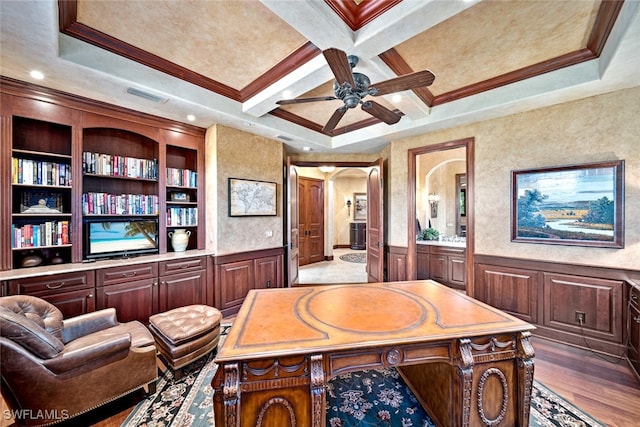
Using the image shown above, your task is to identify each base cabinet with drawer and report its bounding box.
[8,271,96,318]
[96,263,158,323]
[96,256,207,323]
[157,257,207,313]
[417,244,466,290]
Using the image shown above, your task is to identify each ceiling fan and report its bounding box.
[276,48,435,133]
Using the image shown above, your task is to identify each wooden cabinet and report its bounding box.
[157,257,207,312]
[628,281,640,380]
[416,244,466,290]
[1,79,205,273]
[96,263,158,323]
[214,248,285,316]
[8,271,95,318]
[95,256,207,323]
[349,222,366,250]
[416,245,430,280]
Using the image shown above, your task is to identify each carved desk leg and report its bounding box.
[457,338,475,427]
[517,332,535,427]
[310,354,326,427]
[212,362,240,427]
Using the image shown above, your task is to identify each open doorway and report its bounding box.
[297,166,368,285]
[286,159,383,286]
[407,138,475,295]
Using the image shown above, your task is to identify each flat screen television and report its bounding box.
[84,218,159,260]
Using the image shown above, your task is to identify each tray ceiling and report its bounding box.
[1,0,639,153]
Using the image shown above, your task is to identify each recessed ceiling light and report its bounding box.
[187,114,196,122]
[30,70,44,80]
[302,146,312,152]
[282,90,292,99]
[392,94,402,103]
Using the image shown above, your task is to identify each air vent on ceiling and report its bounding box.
[126,87,169,104]
[276,135,294,141]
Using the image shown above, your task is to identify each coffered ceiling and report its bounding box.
[1,1,639,153]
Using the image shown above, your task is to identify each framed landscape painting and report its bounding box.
[228,178,277,217]
[511,160,624,248]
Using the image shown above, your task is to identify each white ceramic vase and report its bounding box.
[169,229,190,252]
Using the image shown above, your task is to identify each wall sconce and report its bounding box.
[428,194,440,218]
[345,198,352,216]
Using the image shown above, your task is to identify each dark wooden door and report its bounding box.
[367,158,384,282]
[298,177,324,266]
[287,159,299,286]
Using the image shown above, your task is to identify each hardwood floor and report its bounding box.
[2,335,638,426]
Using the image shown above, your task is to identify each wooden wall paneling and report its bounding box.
[216,259,254,314]
[543,273,624,343]
[475,264,539,324]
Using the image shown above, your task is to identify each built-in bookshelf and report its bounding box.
[10,117,73,269]
[0,79,206,271]
[166,145,199,251]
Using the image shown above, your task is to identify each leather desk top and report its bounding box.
[215,280,535,363]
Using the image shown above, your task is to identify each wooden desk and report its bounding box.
[212,280,535,427]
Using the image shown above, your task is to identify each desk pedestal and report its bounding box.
[213,332,534,427]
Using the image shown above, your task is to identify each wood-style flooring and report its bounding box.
[2,335,639,427]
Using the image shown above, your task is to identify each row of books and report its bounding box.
[167,207,198,226]
[12,221,70,249]
[12,158,71,186]
[167,167,197,188]
[83,192,160,215]
[82,152,158,180]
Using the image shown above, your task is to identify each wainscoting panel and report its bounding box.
[476,264,539,324]
[543,273,623,343]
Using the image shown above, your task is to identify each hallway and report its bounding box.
[298,248,368,284]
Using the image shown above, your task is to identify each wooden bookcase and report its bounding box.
[0,78,206,272]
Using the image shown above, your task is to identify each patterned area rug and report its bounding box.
[123,328,605,427]
[339,252,367,264]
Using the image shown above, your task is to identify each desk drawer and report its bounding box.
[9,271,95,295]
[97,263,158,287]
[159,256,205,275]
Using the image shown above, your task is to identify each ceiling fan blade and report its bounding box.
[369,70,435,96]
[323,48,355,87]
[322,106,347,133]
[361,101,402,125]
[276,96,337,105]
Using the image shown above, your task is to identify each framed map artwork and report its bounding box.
[228,178,277,217]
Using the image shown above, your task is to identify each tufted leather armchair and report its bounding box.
[0,295,157,426]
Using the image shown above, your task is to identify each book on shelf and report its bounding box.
[11,220,70,248]
[82,192,159,215]
[167,207,198,227]
[11,158,70,186]
[83,152,158,180]
[167,167,197,187]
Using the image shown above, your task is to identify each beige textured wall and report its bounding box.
[332,175,367,246]
[205,125,284,255]
[389,86,640,269]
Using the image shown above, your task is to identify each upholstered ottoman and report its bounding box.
[148,305,222,379]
